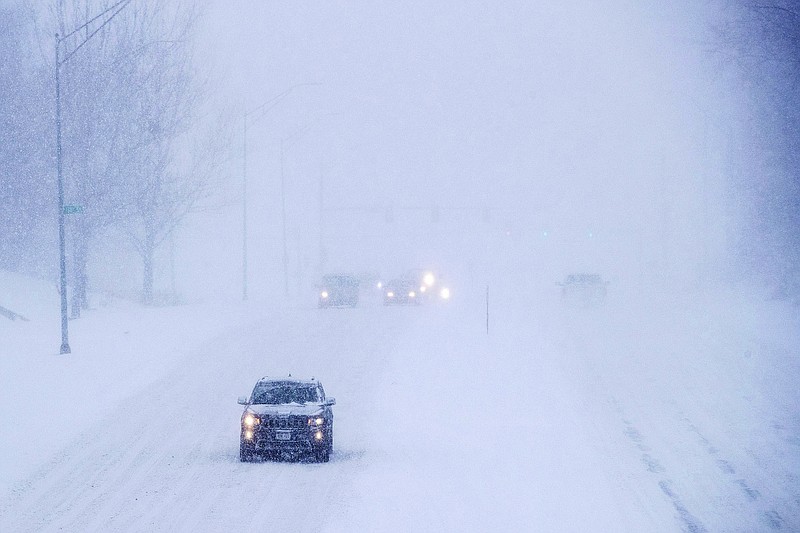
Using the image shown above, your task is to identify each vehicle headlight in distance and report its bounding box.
[387,291,394,298]
[419,285,426,293]
[308,416,324,426]
[320,291,329,299]
[440,287,450,299]
[408,291,416,298]
[243,414,259,427]
[423,272,435,287]
[376,281,383,289]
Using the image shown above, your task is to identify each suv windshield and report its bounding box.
[251,382,320,405]
[323,276,357,287]
[388,279,414,290]
[566,274,602,285]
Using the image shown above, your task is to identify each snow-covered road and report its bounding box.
[1,306,395,532]
[1,282,798,532]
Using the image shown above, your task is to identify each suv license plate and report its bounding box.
[276,430,291,441]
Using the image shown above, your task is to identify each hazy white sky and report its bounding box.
[188,0,729,295]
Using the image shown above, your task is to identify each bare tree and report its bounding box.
[109,2,233,305]
[37,0,232,306]
[0,3,52,275]
[714,0,800,298]
[42,0,147,314]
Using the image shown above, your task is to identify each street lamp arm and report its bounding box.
[59,0,132,42]
[245,82,321,127]
[58,0,135,66]
[281,112,341,148]
[281,122,314,146]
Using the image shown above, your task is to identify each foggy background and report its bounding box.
[0,0,797,307]
[194,0,726,301]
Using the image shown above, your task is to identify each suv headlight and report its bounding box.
[243,413,260,427]
[308,416,325,426]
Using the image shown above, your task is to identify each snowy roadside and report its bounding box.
[0,271,253,495]
[322,282,800,532]
[534,283,800,532]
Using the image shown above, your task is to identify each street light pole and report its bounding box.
[280,138,289,297]
[242,116,248,301]
[278,112,338,299]
[53,0,133,355]
[318,163,326,278]
[55,34,70,355]
[241,82,320,301]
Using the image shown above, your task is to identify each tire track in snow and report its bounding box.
[619,417,708,533]
[656,480,708,533]
[554,309,707,532]
[682,418,790,531]
[562,301,799,532]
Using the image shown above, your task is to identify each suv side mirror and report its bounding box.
[237,396,249,405]
[324,397,336,406]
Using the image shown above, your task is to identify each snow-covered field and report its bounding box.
[1,270,798,532]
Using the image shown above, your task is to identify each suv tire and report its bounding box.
[240,440,255,462]
[314,447,330,463]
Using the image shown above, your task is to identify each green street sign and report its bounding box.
[63,205,84,215]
